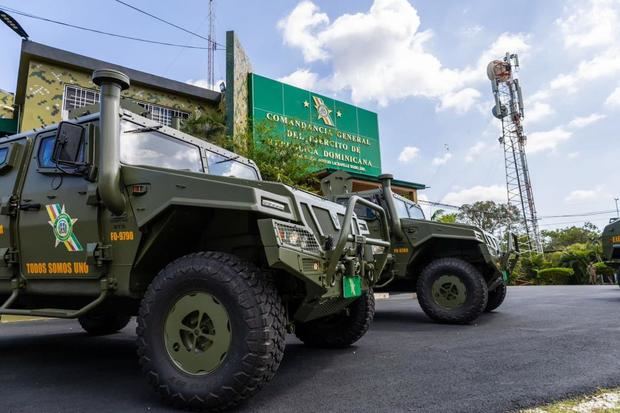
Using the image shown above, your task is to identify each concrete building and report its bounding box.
[9,40,222,133]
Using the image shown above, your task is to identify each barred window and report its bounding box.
[62,85,189,126]
[136,102,190,126]
[63,85,99,111]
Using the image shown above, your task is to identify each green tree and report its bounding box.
[431,209,458,223]
[458,201,520,235]
[180,111,226,144]
[181,115,320,191]
[541,222,601,251]
[557,243,600,284]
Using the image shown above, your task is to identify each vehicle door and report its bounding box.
[17,123,104,279]
[0,138,30,280]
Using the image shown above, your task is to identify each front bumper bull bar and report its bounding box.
[325,195,391,286]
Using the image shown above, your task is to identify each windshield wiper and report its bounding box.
[213,155,240,165]
[124,125,163,134]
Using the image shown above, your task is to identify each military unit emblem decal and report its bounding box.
[46,204,83,252]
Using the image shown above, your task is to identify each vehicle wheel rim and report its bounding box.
[164,291,232,375]
[431,275,467,309]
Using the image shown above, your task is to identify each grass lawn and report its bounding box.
[524,389,620,413]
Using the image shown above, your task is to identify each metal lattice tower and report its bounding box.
[207,0,216,90]
[488,53,543,254]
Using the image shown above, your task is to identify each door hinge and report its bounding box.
[0,196,19,216]
[3,248,19,266]
[87,243,112,266]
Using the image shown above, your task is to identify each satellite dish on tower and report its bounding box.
[492,104,507,119]
[487,60,511,82]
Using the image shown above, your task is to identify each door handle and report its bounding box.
[19,203,42,211]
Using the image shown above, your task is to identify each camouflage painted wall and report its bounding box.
[21,60,219,131]
[0,90,14,119]
[225,31,252,139]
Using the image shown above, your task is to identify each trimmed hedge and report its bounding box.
[594,262,614,277]
[537,267,575,285]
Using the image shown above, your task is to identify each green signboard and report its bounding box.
[249,74,381,176]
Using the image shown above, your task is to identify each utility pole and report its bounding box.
[615,197,619,218]
[207,0,216,91]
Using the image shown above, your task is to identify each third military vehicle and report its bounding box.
[602,218,620,286]
[0,69,390,411]
[322,171,517,324]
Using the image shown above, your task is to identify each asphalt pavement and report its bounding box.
[1,286,619,413]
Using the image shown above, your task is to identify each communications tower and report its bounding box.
[487,53,543,254]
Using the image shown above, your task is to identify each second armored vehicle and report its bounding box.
[602,218,620,286]
[322,171,517,324]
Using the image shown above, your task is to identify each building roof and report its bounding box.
[15,40,221,105]
[317,168,426,190]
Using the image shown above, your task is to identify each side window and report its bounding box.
[206,150,259,180]
[337,197,377,220]
[120,122,203,172]
[37,135,86,169]
[393,197,410,219]
[0,147,8,165]
[37,137,56,168]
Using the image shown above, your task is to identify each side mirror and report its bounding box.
[53,122,84,166]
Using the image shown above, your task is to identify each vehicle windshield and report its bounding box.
[120,120,203,172]
[205,150,259,180]
[119,120,260,180]
[393,195,425,220]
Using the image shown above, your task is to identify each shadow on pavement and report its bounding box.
[0,321,352,412]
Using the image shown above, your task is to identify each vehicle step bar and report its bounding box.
[0,278,111,319]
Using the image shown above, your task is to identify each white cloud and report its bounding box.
[278,69,319,90]
[565,186,606,202]
[441,185,506,206]
[463,32,531,85]
[398,146,420,162]
[432,152,453,166]
[187,79,210,88]
[527,127,573,153]
[526,113,604,154]
[605,86,620,108]
[278,0,529,110]
[556,0,619,49]
[437,88,481,113]
[462,25,483,37]
[567,151,580,159]
[549,47,620,93]
[277,0,329,62]
[186,79,224,91]
[526,102,555,124]
[465,141,488,162]
[567,113,606,128]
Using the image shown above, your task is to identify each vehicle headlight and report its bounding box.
[371,245,385,255]
[274,221,321,254]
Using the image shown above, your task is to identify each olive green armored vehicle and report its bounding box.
[602,218,620,286]
[0,70,390,411]
[322,171,517,324]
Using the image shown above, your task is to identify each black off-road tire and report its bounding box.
[485,282,507,312]
[78,312,131,335]
[136,252,286,411]
[416,258,488,324]
[294,291,375,348]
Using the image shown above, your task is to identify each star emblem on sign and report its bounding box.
[312,96,335,126]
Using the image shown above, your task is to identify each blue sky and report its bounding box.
[1,0,618,230]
